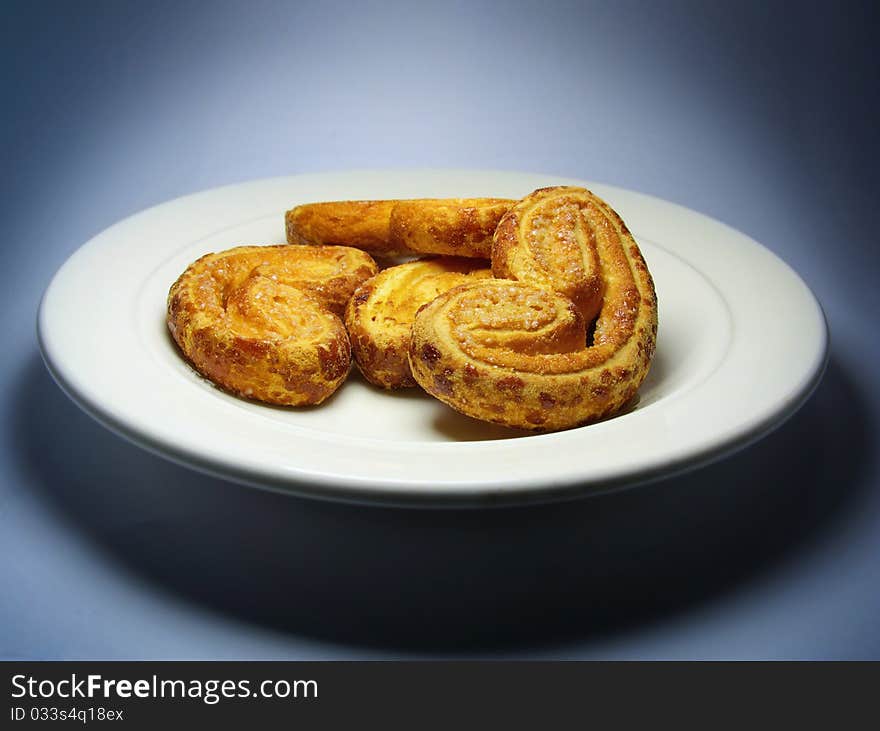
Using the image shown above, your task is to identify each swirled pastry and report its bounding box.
[167,244,378,405]
[409,187,657,431]
[286,198,514,258]
[345,257,492,388]
[493,190,605,323]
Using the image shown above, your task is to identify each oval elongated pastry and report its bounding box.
[167,244,378,405]
[285,200,402,257]
[286,198,514,259]
[409,186,658,431]
[345,257,492,389]
[387,198,514,258]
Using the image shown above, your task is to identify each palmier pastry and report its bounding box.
[345,257,492,389]
[409,186,657,431]
[286,198,514,258]
[167,244,378,405]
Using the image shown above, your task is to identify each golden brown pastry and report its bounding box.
[493,191,604,323]
[345,257,492,388]
[388,198,513,258]
[409,186,657,431]
[285,200,402,257]
[167,244,378,405]
[285,198,514,258]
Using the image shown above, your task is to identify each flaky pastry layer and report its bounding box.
[167,244,377,405]
[345,257,492,389]
[409,187,658,431]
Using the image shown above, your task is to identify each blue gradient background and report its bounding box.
[2,1,878,658]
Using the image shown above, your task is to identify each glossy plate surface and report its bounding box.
[38,170,827,506]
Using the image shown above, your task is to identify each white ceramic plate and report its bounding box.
[38,170,827,506]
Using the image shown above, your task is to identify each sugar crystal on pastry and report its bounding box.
[167,244,377,406]
[409,186,657,431]
[344,256,491,389]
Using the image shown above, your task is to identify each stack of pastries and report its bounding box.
[167,186,657,432]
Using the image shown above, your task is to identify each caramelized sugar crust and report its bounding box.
[167,244,377,405]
